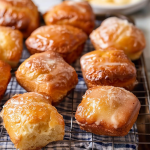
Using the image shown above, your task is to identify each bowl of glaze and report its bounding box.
[72,0,149,15]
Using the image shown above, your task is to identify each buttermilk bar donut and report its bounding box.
[25,25,87,64]
[0,26,23,68]
[75,86,141,136]
[90,17,146,60]
[0,60,11,100]
[80,49,137,90]
[43,1,95,35]
[0,0,39,38]
[15,51,78,105]
[1,92,65,150]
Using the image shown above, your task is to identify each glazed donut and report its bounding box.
[75,86,141,136]
[25,25,87,64]
[0,60,11,100]
[1,92,65,150]
[15,51,78,105]
[0,0,39,38]
[43,1,95,35]
[80,49,137,90]
[90,17,146,60]
[0,26,23,67]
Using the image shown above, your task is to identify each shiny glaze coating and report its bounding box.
[0,26,23,67]
[15,51,78,105]
[0,0,39,38]
[1,92,65,150]
[80,49,137,90]
[43,1,95,35]
[75,86,141,136]
[0,60,11,100]
[90,17,146,60]
[25,25,87,64]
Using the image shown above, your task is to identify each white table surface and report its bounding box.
[33,0,150,84]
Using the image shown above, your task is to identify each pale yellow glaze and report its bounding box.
[75,86,141,129]
[89,0,140,5]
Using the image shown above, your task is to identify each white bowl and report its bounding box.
[93,0,149,15]
[72,0,149,15]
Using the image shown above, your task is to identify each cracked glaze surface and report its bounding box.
[75,86,141,135]
[90,17,146,60]
[0,0,39,37]
[80,49,137,90]
[16,51,78,105]
[25,25,87,54]
[43,1,95,35]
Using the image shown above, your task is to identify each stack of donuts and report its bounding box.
[0,0,146,150]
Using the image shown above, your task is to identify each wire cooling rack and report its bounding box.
[0,21,150,150]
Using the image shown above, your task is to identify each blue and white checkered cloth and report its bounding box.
[0,38,139,150]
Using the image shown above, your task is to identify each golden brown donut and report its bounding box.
[0,0,39,38]
[0,26,23,68]
[75,86,141,136]
[15,51,78,105]
[0,60,11,100]
[43,1,95,35]
[25,25,87,64]
[1,92,65,150]
[90,17,146,60]
[80,49,137,90]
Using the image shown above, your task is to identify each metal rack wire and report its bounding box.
[0,23,150,150]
